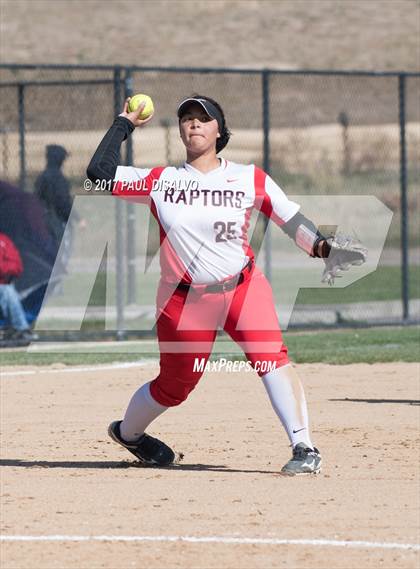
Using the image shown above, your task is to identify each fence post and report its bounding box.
[18,84,26,191]
[262,70,272,282]
[398,74,409,322]
[113,66,126,339]
[124,68,137,305]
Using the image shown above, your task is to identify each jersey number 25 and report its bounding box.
[214,221,236,242]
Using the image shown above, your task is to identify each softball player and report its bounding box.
[87,94,329,476]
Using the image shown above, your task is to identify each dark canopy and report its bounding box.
[0,180,61,324]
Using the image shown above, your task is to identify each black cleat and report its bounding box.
[108,420,175,466]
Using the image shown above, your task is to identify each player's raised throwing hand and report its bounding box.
[119,97,154,128]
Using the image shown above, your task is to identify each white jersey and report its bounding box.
[113,158,300,285]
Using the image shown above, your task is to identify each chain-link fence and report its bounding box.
[0,64,419,338]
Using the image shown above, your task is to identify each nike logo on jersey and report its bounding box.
[227,178,239,183]
[292,428,306,434]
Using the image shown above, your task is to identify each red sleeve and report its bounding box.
[253,166,300,227]
[112,166,166,203]
[0,234,23,280]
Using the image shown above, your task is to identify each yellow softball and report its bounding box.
[127,94,154,119]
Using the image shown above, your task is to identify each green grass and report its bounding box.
[294,265,420,305]
[0,351,145,367]
[29,264,420,344]
[1,326,418,367]
[47,265,420,311]
[284,326,420,364]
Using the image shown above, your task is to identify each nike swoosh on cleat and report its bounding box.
[299,460,316,469]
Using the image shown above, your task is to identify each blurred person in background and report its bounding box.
[0,232,35,342]
[35,144,86,271]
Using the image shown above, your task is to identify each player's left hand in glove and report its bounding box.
[319,232,368,285]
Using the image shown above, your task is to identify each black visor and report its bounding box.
[177,97,223,133]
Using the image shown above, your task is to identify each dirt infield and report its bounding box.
[1,361,419,568]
